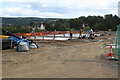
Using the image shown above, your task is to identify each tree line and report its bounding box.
[2,14,120,33]
[45,14,120,31]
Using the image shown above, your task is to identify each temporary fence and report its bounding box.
[14,31,101,41]
[114,24,120,60]
[14,31,81,37]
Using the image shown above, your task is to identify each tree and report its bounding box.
[2,25,29,33]
[53,19,68,31]
[68,19,82,30]
[83,26,91,31]
[103,14,119,31]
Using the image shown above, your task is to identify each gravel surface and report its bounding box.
[2,34,119,78]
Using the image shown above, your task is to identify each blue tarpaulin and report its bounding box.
[7,36,31,45]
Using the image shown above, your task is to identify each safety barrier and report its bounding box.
[14,31,97,41]
[14,31,80,37]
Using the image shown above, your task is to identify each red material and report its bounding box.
[110,45,112,49]
[108,53,113,57]
[108,45,113,57]
[14,31,81,37]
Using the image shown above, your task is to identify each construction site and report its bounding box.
[2,25,120,78]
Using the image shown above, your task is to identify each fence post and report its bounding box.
[10,38,13,49]
[43,35,44,40]
[53,34,55,40]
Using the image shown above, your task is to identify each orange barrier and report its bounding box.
[24,33,32,36]
[14,32,43,37]
[14,31,81,37]
[14,33,24,36]
[0,35,9,39]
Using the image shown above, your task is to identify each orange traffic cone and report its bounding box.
[108,45,114,58]
[108,53,113,57]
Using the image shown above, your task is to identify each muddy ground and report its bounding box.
[2,33,119,78]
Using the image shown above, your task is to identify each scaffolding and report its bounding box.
[114,24,120,60]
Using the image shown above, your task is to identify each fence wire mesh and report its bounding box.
[114,24,120,60]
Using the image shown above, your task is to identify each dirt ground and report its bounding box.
[2,33,119,78]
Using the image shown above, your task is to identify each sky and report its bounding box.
[1,0,120,18]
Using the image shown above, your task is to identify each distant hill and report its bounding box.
[2,17,59,26]
[2,14,120,32]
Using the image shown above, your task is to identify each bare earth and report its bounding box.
[2,34,118,78]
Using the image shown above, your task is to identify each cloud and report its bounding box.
[1,0,120,18]
[1,7,63,18]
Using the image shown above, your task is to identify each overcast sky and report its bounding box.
[1,0,120,18]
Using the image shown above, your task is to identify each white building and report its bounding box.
[40,23,45,30]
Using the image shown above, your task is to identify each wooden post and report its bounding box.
[43,35,44,40]
[10,39,13,49]
[63,33,65,37]
[34,35,37,44]
[53,34,55,40]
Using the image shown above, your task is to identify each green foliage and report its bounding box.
[83,26,91,31]
[53,19,69,31]
[2,14,120,32]
[35,28,46,32]
[68,19,82,30]
[2,25,29,33]
[103,15,118,31]
[68,14,120,31]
